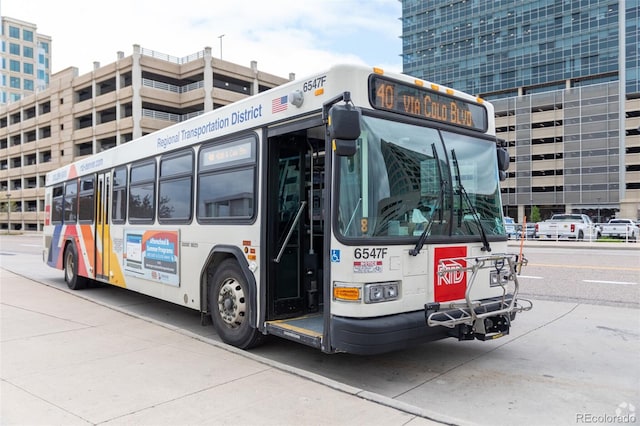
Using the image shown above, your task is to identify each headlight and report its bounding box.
[364,281,400,303]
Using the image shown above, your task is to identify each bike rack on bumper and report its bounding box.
[425,253,533,341]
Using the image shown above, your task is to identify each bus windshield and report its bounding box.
[337,115,505,239]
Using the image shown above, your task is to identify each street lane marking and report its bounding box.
[528,263,640,272]
[518,275,544,279]
[583,279,638,285]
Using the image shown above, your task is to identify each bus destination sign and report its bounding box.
[369,76,488,132]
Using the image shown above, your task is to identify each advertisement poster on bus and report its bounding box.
[124,229,180,286]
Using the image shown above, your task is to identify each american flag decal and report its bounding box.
[272,95,288,113]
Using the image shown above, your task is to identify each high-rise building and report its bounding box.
[401,0,640,221]
[1,16,51,104]
[0,43,290,232]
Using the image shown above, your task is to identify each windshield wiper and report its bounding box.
[451,149,491,252]
[433,143,445,223]
[409,198,440,256]
[410,144,445,256]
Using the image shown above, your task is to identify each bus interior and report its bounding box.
[264,123,328,348]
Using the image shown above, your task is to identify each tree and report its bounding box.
[1,199,14,234]
[530,205,541,223]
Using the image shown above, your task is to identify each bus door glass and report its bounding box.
[267,135,306,318]
[96,173,110,280]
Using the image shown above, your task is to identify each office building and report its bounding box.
[401,0,640,221]
[1,16,51,104]
[0,43,290,232]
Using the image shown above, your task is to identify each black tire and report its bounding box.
[209,260,263,349]
[577,230,584,241]
[64,244,87,290]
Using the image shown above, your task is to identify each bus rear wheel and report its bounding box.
[64,244,87,290]
[209,260,263,349]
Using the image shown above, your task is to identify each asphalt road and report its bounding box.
[1,234,638,425]
[516,244,640,308]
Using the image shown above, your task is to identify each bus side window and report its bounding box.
[51,185,64,223]
[64,180,78,223]
[159,150,194,222]
[129,161,156,223]
[78,176,95,223]
[197,136,257,221]
[112,166,127,224]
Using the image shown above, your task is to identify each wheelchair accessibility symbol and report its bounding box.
[331,249,341,263]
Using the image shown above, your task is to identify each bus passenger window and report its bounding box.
[64,181,78,223]
[129,161,156,223]
[197,136,256,221]
[159,150,193,222]
[78,176,95,222]
[112,166,127,223]
[51,185,64,223]
[199,169,254,218]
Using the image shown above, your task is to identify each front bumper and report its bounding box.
[329,295,530,355]
[330,310,455,355]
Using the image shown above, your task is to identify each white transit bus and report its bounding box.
[43,64,532,354]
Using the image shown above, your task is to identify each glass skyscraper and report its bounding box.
[1,17,51,104]
[401,0,640,221]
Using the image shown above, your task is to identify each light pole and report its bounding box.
[6,192,11,235]
[596,197,601,223]
[218,34,225,60]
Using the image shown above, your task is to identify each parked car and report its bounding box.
[517,223,537,239]
[504,217,517,239]
[535,214,599,240]
[600,218,639,240]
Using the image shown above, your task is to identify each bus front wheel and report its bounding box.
[209,260,263,349]
[64,244,87,290]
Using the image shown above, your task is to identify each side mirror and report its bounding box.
[329,104,360,157]
[496,146,509,172]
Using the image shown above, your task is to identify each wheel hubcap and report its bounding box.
[65,252,74,281]
[217,278,246,328]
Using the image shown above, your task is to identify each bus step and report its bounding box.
[265,314,323,349]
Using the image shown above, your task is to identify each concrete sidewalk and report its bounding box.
[0,267,442,426]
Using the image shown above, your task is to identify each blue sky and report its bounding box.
[2,0,402,79]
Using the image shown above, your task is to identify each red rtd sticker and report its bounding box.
[434,246,467,302]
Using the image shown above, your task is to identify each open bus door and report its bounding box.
[268,135,306,318]
[262,103,359,351]
[264,124,326,349]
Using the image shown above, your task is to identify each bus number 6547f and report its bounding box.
[354,247,388,259]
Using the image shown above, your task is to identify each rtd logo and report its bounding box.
[434,246,467,302]
[437,259,465,286]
